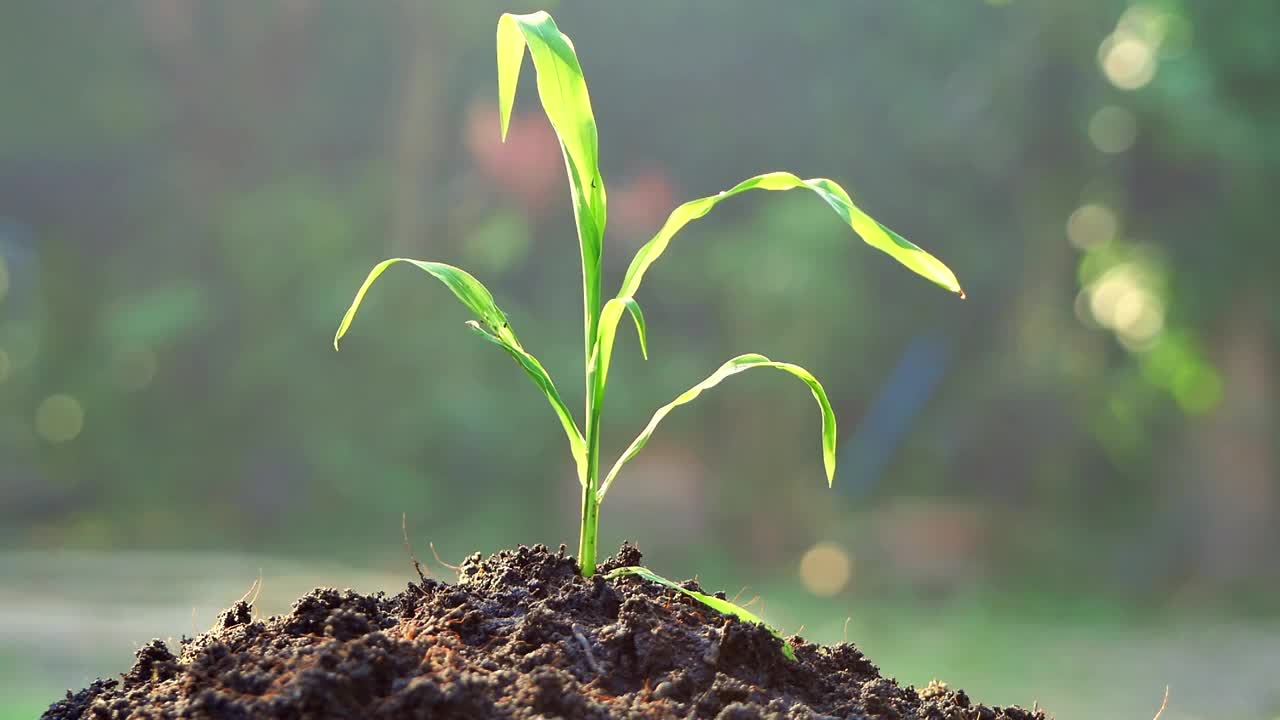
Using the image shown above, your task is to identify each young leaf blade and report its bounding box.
[589,296,648,389]
[599,353,836,500]
[498,11,607,355]
[335,258,509,350]
[334,258,587,482]
[616,172,964,302]
[605,565,797,661]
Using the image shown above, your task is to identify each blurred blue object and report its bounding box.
[839,333,949,498]
[0,217,37,317]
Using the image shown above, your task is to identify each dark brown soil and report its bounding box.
[44,544,1047,719]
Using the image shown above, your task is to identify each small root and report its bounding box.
[401,513,430,582]
[430,542,463,573]
[1151,686,1170,720]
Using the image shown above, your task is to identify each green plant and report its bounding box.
[335,11,961,584]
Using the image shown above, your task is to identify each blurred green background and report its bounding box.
[2,1,1278,718]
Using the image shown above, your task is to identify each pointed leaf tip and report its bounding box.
[617,172,963,301]
[599,353,836,500]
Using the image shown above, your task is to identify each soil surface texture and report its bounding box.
[44,544,1047,719]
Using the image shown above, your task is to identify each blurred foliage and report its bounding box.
[0,1,1275,595]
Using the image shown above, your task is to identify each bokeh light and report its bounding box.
[1098,32,1157,90]
[36,394,85,444]
[1084,261,1166,350]
[1066,203,1118,249]
[1089,106,1138,154]
[798,542,852,597]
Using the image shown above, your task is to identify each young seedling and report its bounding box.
[335,10,963,654]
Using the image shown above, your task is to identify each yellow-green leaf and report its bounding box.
[617,172,964,301]
[606,565,796,661]
[498,11,607,354]
[334,258,586,481]
[599,353,836,500]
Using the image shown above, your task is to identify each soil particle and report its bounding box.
[43,543,1048,719]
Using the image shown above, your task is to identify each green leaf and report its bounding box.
[616,171,964,301]
[498,11,607,355]
[334,258,586,482]
[605,565,796,661]
[589,296,647,387]
[335,259,508,349]
[600,353,836,500]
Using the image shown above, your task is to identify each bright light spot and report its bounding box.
[798,541,852,597]
[1113,292,1165,350]
[1086,262,1166,349]
[36,394,84,444]
[113,347,158,391]
[1088,264,1139,327]
[1067,203,1117,249]
[0,349,9,383]
[1099,32,1157,90]
[0,255,8,303]
[1089,106,1138,154]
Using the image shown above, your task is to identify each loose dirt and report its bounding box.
[43,544,1046,719]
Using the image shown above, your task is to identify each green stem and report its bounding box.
[579,234,603,576]
[579,358,604,576]
[577,466,599,576]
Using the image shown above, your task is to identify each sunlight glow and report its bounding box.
[799,542,852,597]
[1085,262,1166,350]
[1099,32,1157,90]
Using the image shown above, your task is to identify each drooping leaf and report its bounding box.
[616,172,964,302]
[589,296,647,389]
[498,11,607,354]
[335,258,508,348]
[599,354,836,500]
[334,258,586,481]
[605,565,796,661]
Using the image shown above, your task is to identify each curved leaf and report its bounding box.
[335,258,508,349]
[589,296,647,387]
[334,258,586,481]
[616,172,964,301]
[498,11,607,354]
[599,353,836,501]
[605,565,796,661]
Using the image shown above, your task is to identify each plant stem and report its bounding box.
[579,229,603,577]
[579,359,603,576]
[577,470,599,576]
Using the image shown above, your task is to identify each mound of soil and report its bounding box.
[44,544,1046,719]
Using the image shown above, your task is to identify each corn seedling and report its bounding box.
[335,10,963,651]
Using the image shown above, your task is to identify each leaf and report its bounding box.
[589,296,648,389]
[334,258,586,481]
[605,565,796,661]
[335,259,508,349]
[599,354,836,501]
[498,11,607,353]
[616,171,964,301]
